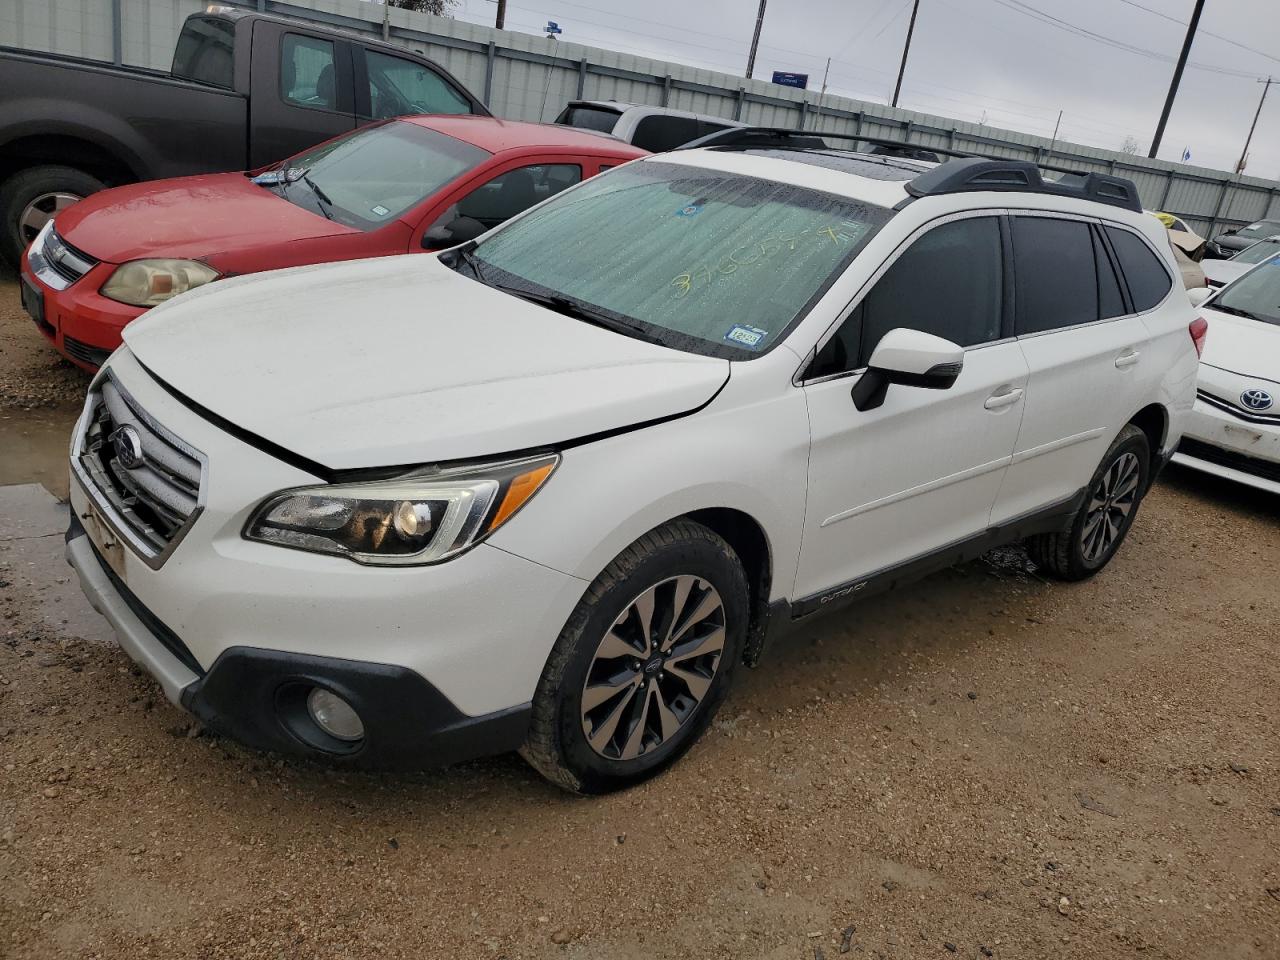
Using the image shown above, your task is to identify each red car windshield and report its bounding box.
[258,121,490,230]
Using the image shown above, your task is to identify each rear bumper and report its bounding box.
[66,515,531,769]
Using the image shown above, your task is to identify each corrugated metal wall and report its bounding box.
[4,0,1278,234]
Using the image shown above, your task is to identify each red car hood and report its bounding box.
[54,172,357,263]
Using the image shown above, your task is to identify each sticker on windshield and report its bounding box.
[675,202,704,217]
[725,324,768,348]
[370,204,390,217]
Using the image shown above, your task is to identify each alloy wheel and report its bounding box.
[20,192,82,246]
[1080,451,1141,563]
[580,575,726,761]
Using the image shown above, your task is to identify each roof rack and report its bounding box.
[676,126,1143,213]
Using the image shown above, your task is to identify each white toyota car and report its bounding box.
[65,131,1201,793]
[1175,263,1280,493]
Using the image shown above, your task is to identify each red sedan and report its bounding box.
[19,116,647,371]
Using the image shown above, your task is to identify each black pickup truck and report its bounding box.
[0,6,489,264]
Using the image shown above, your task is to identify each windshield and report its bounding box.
[463,160,891,358]
[1233,237,1280,264]
[257,121,489,230]
[1235,219,1280,241]
[1211,256,1280,327]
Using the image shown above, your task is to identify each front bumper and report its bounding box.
[67,512,534,769]
[1172,392,1280,494]
[19,253,143,372]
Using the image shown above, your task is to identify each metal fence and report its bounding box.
[4,0,1278,236]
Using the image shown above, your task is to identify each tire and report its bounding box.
[520,520,748,794]
[0,166,107,266]
[1028,423,1150,582]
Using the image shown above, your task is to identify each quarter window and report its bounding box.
[365,50,470,119]
[281,35,338,110]
[1012,217,1098,335]
[1105,227,1173,312]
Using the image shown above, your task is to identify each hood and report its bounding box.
[1199,305,1280,381]
[123,255,729,470]
[55,173,355,263]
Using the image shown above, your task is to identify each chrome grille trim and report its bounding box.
[71,370,207,569]
[29,225,98,290]
[1197,389,1280,425]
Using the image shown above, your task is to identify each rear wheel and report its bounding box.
[1028,424,1150,581]
[521,520,747,794]
[0,166,106,265]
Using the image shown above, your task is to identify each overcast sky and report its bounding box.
[447,0,1280,178]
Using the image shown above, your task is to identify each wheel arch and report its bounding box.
[683,507,774,666]
[0,126,144,186]
[1126,402,1169,485]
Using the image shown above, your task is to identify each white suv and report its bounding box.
[66,131,1201,793]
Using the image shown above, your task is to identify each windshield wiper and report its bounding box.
[299,170,335,220]
[1210,302,1266,322]
[492,285,658,341]
[453,244,488,282]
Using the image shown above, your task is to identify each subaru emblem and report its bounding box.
[111,425,144,469]
[1240,388,1274,412]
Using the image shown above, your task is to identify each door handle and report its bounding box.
[1115,349,1141,369]
[984,387,1024,410]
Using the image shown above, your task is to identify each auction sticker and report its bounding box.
[724,324,768,347]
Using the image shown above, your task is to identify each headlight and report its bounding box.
[100,259,220,307]
[243,454,559,565]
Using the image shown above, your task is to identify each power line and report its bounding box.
[1113,0,1280,67]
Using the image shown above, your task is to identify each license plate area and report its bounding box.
[20,274,51,336]
[80,500,130,583]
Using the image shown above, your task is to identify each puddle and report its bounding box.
[0,403,82,501]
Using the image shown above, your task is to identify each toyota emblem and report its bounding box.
[111,425,144,469]
[1240,388,1274,412]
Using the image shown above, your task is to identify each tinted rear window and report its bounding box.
[556,106,621,134]
[632,115,703,152]
[1013,217,1098,334]
[1106,227,1173,312]
[171,16,235,89]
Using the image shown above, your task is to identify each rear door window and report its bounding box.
[556,106,622,134]
[1105,227,1173,312]
[1012,217,1099,335]
[364,50,471,119]
[281,34,338,110]
[631,115,703,152]
[171,16,235,89]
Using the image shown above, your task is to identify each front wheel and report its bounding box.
[521,520,748,794]
[0,165,107,265]
[1028,423,1150,581]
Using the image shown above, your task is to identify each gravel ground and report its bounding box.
[1,272,1278,959]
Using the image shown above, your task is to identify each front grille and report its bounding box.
[73,373,206,565]
[42,226,97,285]
[1197,389,1280,425]
[63,336,112,369]
[1178,437,1280,484]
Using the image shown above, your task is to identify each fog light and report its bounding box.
[306,688,364,741]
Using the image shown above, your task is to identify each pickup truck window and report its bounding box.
[282,35,339,111]
[365,50,471,120]
[264,120,489,231]
[171,16,235,89]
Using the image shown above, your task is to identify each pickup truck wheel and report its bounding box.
[1028,424,1150,581]
[0,166,106,265]
[520,520,747,794]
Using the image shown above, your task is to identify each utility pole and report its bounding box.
[1047,109,1063,156]
[745,0,767,79]
[1236,76,1275,174]
[1148,0,1205,158]
[494,0,506,30]
[820,56,831,97]
[891,0,921,108]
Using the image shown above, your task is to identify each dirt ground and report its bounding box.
[1,270,1277,960]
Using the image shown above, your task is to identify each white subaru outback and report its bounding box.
[65,130,1202,793]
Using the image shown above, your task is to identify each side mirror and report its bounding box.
[423,216,486,249]
[852,328,964,412]
[1187,286,1213,307]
